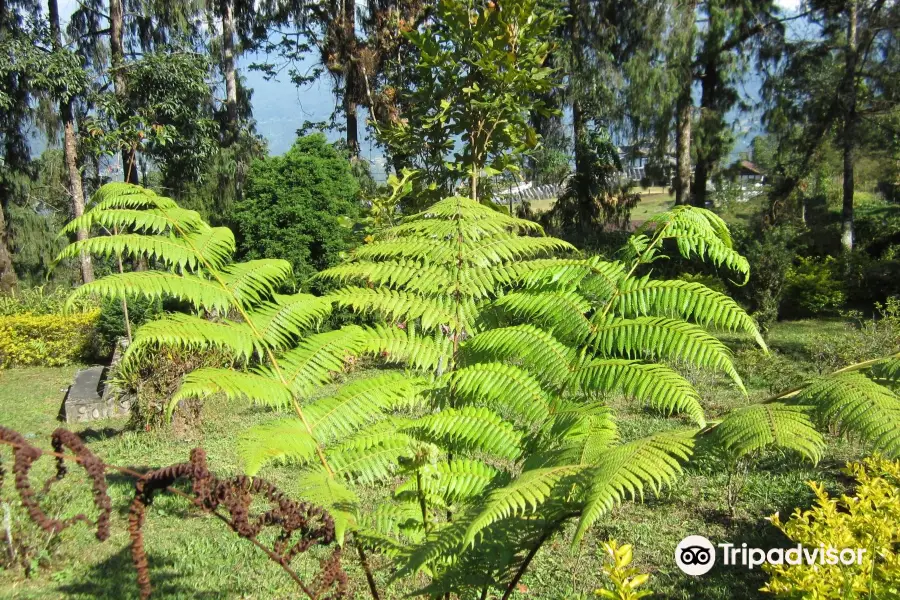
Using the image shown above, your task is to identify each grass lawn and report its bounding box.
[0,319,872,599]
[525,192,675,224]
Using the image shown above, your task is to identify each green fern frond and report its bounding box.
[870,357,900,385]
[238,418,320,475]
[220,260,293,306]
[247,293,333,350]
[169,367,291,415]
[448,362,552,423]
[305,373,425,444]
[328,431,417,484]
[54,228,234,272]
[793,372,900,457]
[67,271,233,312]
[359,501,424,540]
[412,460,503,505]
[515,257,619,292]
[389,212,539,241]
[463,235,573,267]
[613,277,766,349]
[570,359,706,426]
[462,464,582,546]
[276,327,366,396]
[708,403,824,463]
[523,402,618,469]
[572,430,695,545]
[183,227,238,269]
[62,206,206,236]
[351,239,460,264]
[122,313,257,365]
[329,287,468,331]
[359,324,453,372]
[589,316,745,391]
[632,207,749,281]
[88,182,174,210]
[492,290,594,343]
[401,196,542,231]
[409,406,523,461]
[320,260,524,300]
[393,516,473,579]
[296,467,359,544]
[463,325,576,386]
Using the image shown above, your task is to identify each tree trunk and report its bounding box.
[569,0,587,205]
[343,0,359,158]
[109,0,137,184]
[221,0,239,145]
[674,0,696,205]
[841,0,858,252]
[692,56,717,208]
[675,89,693,205]
[50,0,94,284]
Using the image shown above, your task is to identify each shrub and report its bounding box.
[0,286,97,316]
[805,297,900,373]
[114,345,234,432]
[229,134,360,286]
[729,223,798,329]
[96,296,163,351]
[0,310,100,367]
[595,541,652,600]
[762,455,900,598]
[783,256,846,317]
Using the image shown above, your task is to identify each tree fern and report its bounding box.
[62,186,773,598]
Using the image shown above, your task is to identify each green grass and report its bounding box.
[0,319,874,599]
[526,192,675,224]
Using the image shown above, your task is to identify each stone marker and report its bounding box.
[63,339,132,423]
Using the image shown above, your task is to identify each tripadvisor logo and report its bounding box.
[674,535,867,576]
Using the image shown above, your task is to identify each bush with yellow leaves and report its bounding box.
[762,456,900,598]
[595,540,653,600]
[0,310,100,368]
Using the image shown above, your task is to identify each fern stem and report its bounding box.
[499,526,556,600]
[415,468,430,533]
[756,355,896,405]
[356,544,381,600]
[595,218,674,323]
[111,226,133,343]
[161,203,334,475]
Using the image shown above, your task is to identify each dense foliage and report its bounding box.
[763,456,900,598]
[228,134,360,285]
[0,310,99,367]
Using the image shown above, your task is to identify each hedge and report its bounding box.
[0,310,100,368]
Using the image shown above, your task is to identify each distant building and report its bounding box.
[735,160,766,201]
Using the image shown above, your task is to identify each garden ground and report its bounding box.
[0,319,872,599]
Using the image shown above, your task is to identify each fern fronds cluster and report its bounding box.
[708,354,900,462]
[62,186,774,598]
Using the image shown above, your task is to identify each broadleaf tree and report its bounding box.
[376,0,562,203]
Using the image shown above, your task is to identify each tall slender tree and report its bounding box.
[48,0,94,283]
[762,0,899,246]
[0,0,43,292]
[690,0,783,207]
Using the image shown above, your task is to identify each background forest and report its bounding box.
[0,0,899,598]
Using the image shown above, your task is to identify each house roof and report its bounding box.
[739,160,764,175]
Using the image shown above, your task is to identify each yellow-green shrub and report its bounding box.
[762,456,900,599]
[0,310,100,368]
